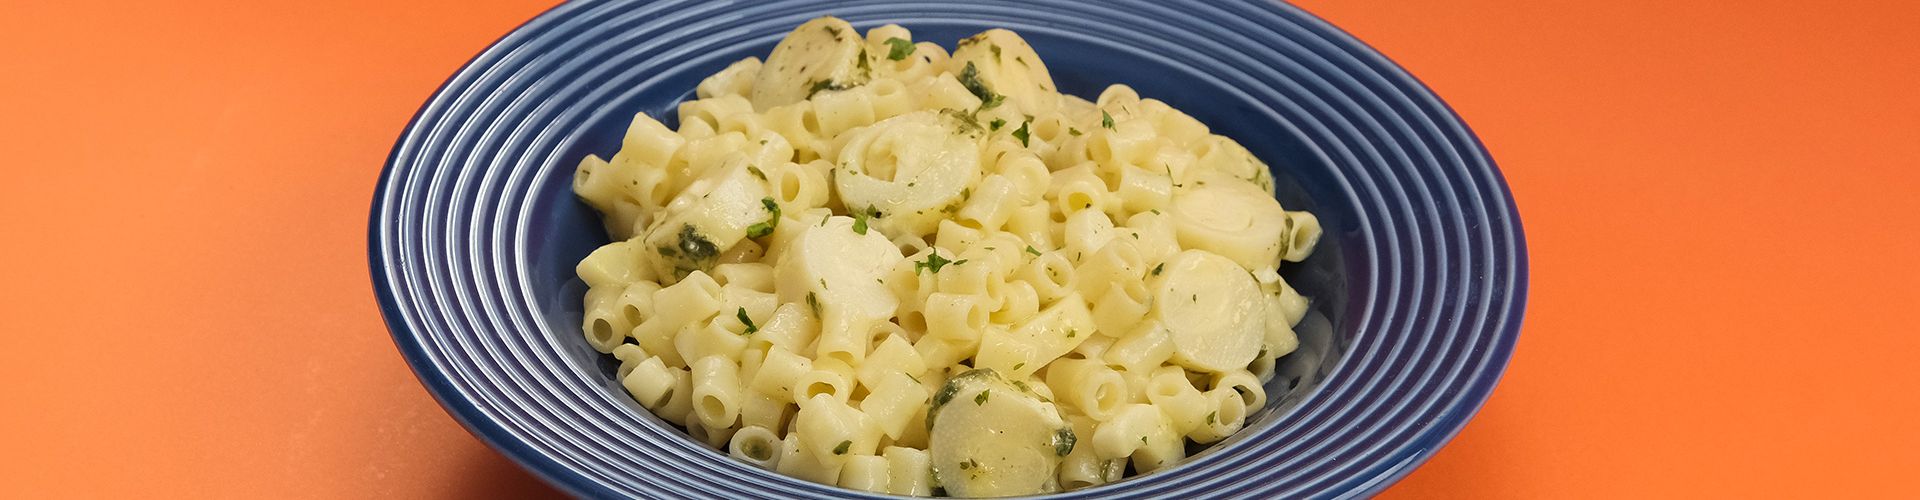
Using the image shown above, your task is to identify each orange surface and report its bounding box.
[2,0,1916,498]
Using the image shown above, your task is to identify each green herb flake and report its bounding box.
[1152,263,1165,276]
[989,44,1002,61]
[737,307,758,335]
[1102,110,1115,129]
[806,291,822,318]
[852,206,878,235]
[957,62,1004,110]
[1150,208,1162,215]
[1068,127,1082,136]
[1012,121,1031,147]
[833,440,852,455]
[915,252,955,274]
[746,197,781,238]
[974,390,990,405]
[1066,329,1077,338]
[990,118,1006,131]
[1025,245,1041,256]
[885,37,916,60]
[1206,411,1218,425]
[1012,362,1025,371]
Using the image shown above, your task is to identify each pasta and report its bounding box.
[572,16,1320,497]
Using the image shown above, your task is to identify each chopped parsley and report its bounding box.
[1024,245,1041,256]
[736,307,757,335]
[806,291,821,317]
[1068,127,1082,136]
[833,440,852,455]
[1206,411,1218,425]
[974,390,990,405]
[915,252,956,274]
[1011,120,1030,147]
[852,206,880,235]
[1102,110,1115,129]
[1012,362,1025,371]
[956,62,1004,110]
[1151,263,1165,276]
[990,118,1006,131]
[1066,329,1077,339]
[885,37,916,60]
[745,197,780,238]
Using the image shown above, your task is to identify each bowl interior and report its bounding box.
[519,21,1357,457]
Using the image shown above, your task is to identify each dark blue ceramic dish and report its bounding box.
[371,0,1527,497]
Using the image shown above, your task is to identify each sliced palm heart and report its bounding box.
[948,29,1056,109]
[1151,250,1268,372]
[750,17,871,111]
[928,369,1075,497]
[1169,170,1289,271]
[832,110,983,238]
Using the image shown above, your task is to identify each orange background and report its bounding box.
[3,1,1916,498]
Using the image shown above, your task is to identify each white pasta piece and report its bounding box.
[1281,209,1323,263]
[1056,415,1111,490]
[582,284,633,353]
[857,335,927,390]
[793,357,856,406]
[776,433,846,485]
[882,446,934,496]
[1210,369,1267,412]
[1073,238,1144,305]
[690,356,744,429]
[975,292,1096,379]
[749,347,813,398]
[1188,389,1248,444]
[1048,164,1111,220]
[729,425,783,470]
[697,57,763,99]
[1103,320,1176,374]
[1042,358,1128,421]
[796,393,882,463]
[955,174,1018,231]
[739,390,793,433]
[1144,366,1209,435]
[859,373,931,439]
[576,240,647,289]
[674,317,747,364]
[838,455,891,492]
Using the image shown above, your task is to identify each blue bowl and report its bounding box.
[371,0,1527,497]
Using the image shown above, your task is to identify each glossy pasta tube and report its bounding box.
[582,284,634,353]
[837,455,891,492]
[1188,389,1248,444]
[1044,358,1129,421]
[691,356,744,429]
[1210,369,1267,412]
[1145,366,1210,435]
[728,424,783,470]
[882,446,933,496]
[749,348,812,398]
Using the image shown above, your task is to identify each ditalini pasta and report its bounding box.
[572,17,1320,497]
